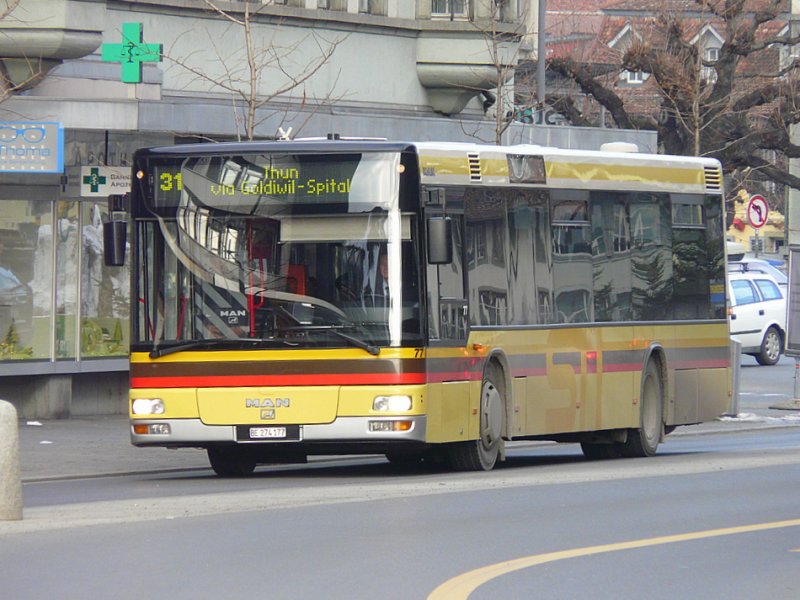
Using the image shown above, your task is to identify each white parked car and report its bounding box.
[728,271,786,365]
[728,257,788,290]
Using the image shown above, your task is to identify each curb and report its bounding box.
[768,399,800,411]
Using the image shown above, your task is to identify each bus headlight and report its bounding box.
[373,395,412,412]
[132,398,165,415]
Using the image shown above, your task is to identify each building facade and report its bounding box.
[0,0,653,418]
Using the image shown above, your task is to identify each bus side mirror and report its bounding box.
[104,194,128,267]
[427,216,452,264]
[104,221,127,267]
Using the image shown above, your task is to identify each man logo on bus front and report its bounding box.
[246,398,290,407]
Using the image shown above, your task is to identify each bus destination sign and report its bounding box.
[154,158,357,207]
[202,168,352,198]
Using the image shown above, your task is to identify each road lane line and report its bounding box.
[428,518,800,599]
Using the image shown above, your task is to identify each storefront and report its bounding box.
[0,3,657,419]
[0,130,175,418]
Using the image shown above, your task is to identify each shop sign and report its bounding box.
[0,122,64,173]
[102,22,163,84]
[80,166,131,197]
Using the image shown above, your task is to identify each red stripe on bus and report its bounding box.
[671,359,730,369]
[509,367,548,378]
[131,372,427,388]
[602,362,643,373]
[426,371,483,383]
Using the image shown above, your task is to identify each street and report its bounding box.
[2,356,800,599]
[3,430,800,599]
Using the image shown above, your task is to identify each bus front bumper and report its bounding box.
[130,415,427,447]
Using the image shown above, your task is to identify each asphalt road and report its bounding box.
[3,353,800,599]
[2,428,800,599]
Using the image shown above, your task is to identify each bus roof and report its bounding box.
[134,139,717,166]
[133,139,723,195]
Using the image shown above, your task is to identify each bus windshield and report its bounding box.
[133,151,422,352]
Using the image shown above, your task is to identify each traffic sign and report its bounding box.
[747,195,769,229]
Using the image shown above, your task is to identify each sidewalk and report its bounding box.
[18,415,209,482]
[16,397,800,482]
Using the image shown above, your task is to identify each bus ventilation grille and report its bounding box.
[704,166,722,192]
[468,153,482,181]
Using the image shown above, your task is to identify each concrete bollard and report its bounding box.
[0,399,22,520]
[725,338,742,417]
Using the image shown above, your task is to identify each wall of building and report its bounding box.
[0,0,656,419]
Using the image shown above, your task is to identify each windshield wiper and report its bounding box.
[149,337,272,359]
[276,325,380,356]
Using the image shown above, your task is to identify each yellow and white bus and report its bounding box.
[112,139,730,475]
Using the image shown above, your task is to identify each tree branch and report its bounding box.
[548,57,652,130]
[741,154,800,189]
[545,94,596,127]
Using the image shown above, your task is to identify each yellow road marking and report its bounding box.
[428,518,800,599]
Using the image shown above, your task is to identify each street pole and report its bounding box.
[537,0,546,111]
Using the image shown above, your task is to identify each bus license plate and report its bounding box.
[249,426,287,439]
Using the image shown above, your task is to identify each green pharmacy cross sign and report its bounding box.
[102,22,162,83]
[83,167,106,193]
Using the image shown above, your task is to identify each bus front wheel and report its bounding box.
[448,364,505,471]
[207,446,257,477]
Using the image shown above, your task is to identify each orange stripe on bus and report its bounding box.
[131,372,427,388]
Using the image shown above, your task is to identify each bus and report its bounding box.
[107,139,731,476]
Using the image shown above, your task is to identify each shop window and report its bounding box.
[0,199,52,360]
[80,202,130,357]
[0,196,131,362]
[55,201,79,358]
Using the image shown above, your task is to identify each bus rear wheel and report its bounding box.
[620,360,663,458]
[207,446,257,477]
[448,365,504,471]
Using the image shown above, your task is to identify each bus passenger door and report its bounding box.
[425,209,472,443]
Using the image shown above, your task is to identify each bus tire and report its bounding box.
[207,446,257,477]
[448,364,504,471]
[620,360,663,458]
[755,326,782,366]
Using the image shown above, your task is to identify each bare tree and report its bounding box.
[537,0,800,213]
[165,1,345,141]
[452,0,527,144]
[478,0,525,144]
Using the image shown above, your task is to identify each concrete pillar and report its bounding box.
[0,400,22,521]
